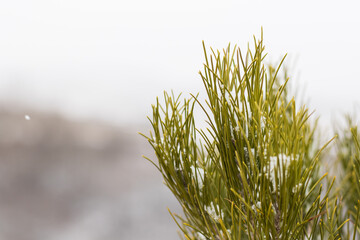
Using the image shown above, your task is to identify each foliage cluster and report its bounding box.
[141,32,360,240]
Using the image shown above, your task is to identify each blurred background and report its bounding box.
[0,0,359,239]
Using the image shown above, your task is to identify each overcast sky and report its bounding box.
[0,0,359,127]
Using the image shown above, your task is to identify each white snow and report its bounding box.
[205,202,222,221]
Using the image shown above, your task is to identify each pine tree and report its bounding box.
[141,31,359,240]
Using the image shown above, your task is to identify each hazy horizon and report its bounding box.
[1,0,360,128]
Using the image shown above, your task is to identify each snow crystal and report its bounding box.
[267,154,298,187]
[244,147,255,157]
[251,201,262,212]
[292,183,303,194]
[195,232,207,240]
[260,116,266,130]
[206,202,222,221]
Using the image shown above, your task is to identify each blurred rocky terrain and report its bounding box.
[0,107,181,240]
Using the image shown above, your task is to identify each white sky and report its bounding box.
[0,0,359,127]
